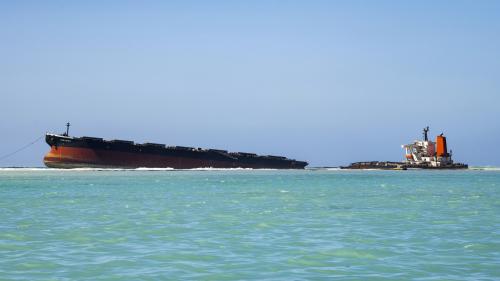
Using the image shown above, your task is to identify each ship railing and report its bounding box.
[210,149,238,160]
[110,140,134,145]
[265,155,287,160]
[208,149,228,153]
[174,146,196,151]
[81,136,104,141]
[143,142,166,148]
[234,152,257,157]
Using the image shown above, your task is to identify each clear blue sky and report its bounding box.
[1,1,499,167]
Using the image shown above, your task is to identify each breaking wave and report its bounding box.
[325,167,342,171]
[468,166,500,171]
[0,167,280,172]
[2,167,499,172]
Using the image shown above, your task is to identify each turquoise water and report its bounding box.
[1,169,499,280]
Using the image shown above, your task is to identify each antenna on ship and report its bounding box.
[423,126,429,141]
[64,122,70,136]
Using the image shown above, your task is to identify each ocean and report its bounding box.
[1,168,499,280]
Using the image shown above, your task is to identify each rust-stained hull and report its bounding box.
[43,134,308,169]
[43,146,264,169]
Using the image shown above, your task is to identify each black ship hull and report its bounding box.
[43,134,308,169]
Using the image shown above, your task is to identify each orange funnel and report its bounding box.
[436,135,448,157]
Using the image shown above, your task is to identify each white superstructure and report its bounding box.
[403,127,454,167]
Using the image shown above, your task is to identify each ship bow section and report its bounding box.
[43,134,102,168]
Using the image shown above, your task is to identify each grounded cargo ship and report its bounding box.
[342,127,468,170]
[43,124,308,169]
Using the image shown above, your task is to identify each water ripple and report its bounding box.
[0,170,499,280]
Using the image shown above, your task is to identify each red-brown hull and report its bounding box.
[44,146,246,169]
[43,133,308,169]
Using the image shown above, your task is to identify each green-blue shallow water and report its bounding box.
[1,169,499,280]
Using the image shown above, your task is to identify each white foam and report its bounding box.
[186,167,256,171]
[0,168,51,171]
[134,167,174,171]
[0,167,279,172]
[0,167,128,171]
[3,166,498,172]
[469,166,500,171]
[325,167,342,171]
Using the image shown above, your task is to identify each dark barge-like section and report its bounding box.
[341,161,468,170]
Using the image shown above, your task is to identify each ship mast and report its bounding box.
[64,122,70,136]
[423,126,429,141]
